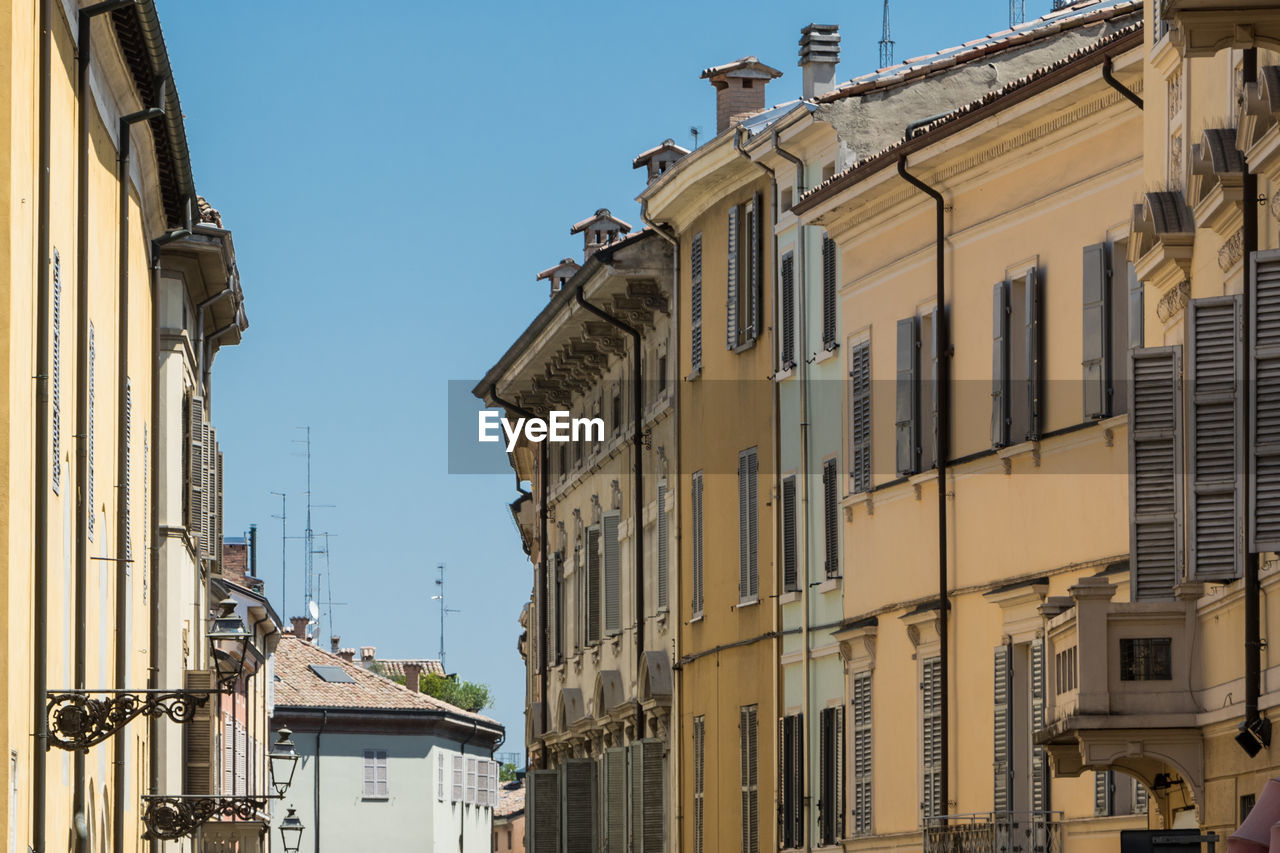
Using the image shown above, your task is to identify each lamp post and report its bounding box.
[279,807,305,853]
[268,727,300,797]
[207,596,254,689]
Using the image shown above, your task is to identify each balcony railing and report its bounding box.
[923,812,1063,853]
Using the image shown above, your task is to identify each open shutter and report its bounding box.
[739,453,750,599]
[1082,243,1111,419]
[124,380,133,566]
[778,718,789,847]
[727,205,739,349]
[452,754,464,801]
[215,445,224,572]
[1250,250,1280,551]
[1129,263,1145,351]
[1025,268,1042,441]
[822,235,837,349]
[930,306,943,465]
[1030,638,1048,812]
[896,317,920,475]
[657,483,669,611]
[691,233,703,372]
[823,460,839,577]
[1095,771,1113,816]
[693,719,705,853]
[586,526,601,644]
[818,712,830,845]
[852,672,872,835]
[850,342,872,493]
[183,670,216,795]
[782,476,797,592]
[87,327,96,541]
[749,192,764,340]
[562,759,596,853]
[546,553,557,666]
[629,739,665,853]
[833,706,845,841]
[528,769,561,853]
[740,710,752,853]
[992,283,1010,447]
[747,450,759,599]
[603,512,620,635]
[691,473,704,615]
[603,747,627,853]
[781,253,796,368]
[992,644,1012,813]
[51,249,61,494]
[789,716,803,846]
[1130,346,1184,600]
[1188,296,1244,580]
[437,752,445,801]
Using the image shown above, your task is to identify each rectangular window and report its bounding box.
[779,714,803,848]
[603,511,621,635]
[849,341,872,493]
[691,233,703,373]
[921,657,942,821]
[437,752,445,801]
[586,525,602,644]
[822,235,838,350]
[1120,637,1173,681]
[729,195,765,351]
[738,448,760,602]
[781,252,796,369]
[852,672,872,835]
[992,270,1041,447]
[657,482,669,611]
[819,706,845,845]
[782,475,798,593]
[896,316,919,475]
[466,756,478,803]
[822,458,839,578]
[740,705,759,853]
[1083,241,1135,419]
[693,716,705,853]
[452,754,464,802]
[363,750,388,798]
[692,472,704,617]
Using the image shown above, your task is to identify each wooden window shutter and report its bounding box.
[1188,296,1244,580]
[1130,346,1184,600]
[921,657,942,819]
[747,449,759,599]
[587,525,602,644]
[216,445,224,573]
[822,235,837,350]
[751,192,764,340]
[1082,242,1111,419]
[603,511,621,635]
[819,707,844,845]
[740,705,759,853]
[466,756,478,803]
[781,253,796,368]
[777,717,788,847]
[930,306,943,466]
[183,669,215,795]
[603,747,627,853]
[528,769,561,853]
[834,706,845,841]
[1024,268,1042,441]
[1129,262,1145,351]
[1094,771,1113,816]
[629,739,664,853]
[691,473,704,616]
[818,711,831,845]
[200,419,212,557]
[992,644,1012,813]
[1030,638,1048,812]
[124,380,133,566]
[823,459,839,578]
[532,554,544,676]
[852,672,872,835]
[657,483,669,611]
[51,248,61,494]
[896,317,920,474]
[451,754,464,801]
[545,553,556,667]
[727,205,740,350]
[223,718,235,794]
[850,342,872,493]
[437,752,445,801]
[777,715,801,848]
[186,393,203,539]
[1250,249,1280,551]
[691,233,703,371]
[782,476,798,592]
[739,453,750,600]
[992,283,1010,448]
[693,718,705,853]
[88,326,96,541]
[561,759,596,853]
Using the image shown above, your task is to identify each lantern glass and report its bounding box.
[206,597,251,689]
[268,727,299,796]
[279,807,304,853]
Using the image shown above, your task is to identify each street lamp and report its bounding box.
[279,807,305,853]
[268,727,299,797]
[207,597,253,690]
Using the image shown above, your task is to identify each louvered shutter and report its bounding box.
[200,420,212,557]
[1025,268,1042,441]
[993,644,1012,813]
[124,380,132,566]
[693,718,705,853]
[992,283,1010,447]
[782,476,797,592]
[223,718,235,794]
[739,454,750,599]
[183,670,215,795]
[751,193,764,340]
[562,759,596,853]
[545,553,557,666]
[1129,263,1145,350]
[691,234,703,371]
[437,752,445,801]
[781,253,796,368]
[1251,250,1280,551]
[897,317,919,474]
[852,673,872,835]
[1134,778,1149,813]
[51,249,61,494]
[747,450,759,599]
[822,235,837,349]
[1094,771,1113,816]
[930,306,942,466]
[657,483,669,611]
[88,327,96,541]
[236,721,249,794]
[1030,638,1048,812]
[186,394,202,536]
[603,512,620,635]
[740,706,759,853]
[603,747,627,853]
[850,342,872,493]
[818,711,830,845]
[1188,296,1244,580]
[921,657,942,820]
[833,706,845,841]
[1130,346,1184,600]
[452,755,464,801]
[741,708,751,853]
[777,718,788,847]
[629,739,664,853]
[1082,243,1111,419]
[691,473,704,615]
[467,757,478,803]
[823,459,838,577]
[528,770,561,853]
[727,205,739,349]
[215,446,224,573]
[533,554,544,675]
[586,526,601,644]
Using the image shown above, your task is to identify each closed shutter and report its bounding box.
[236,722,249,794]
[992,283,1010,447]
[1025,269,1042,441]
[993,644,1012,813]
[546,553,557,666]
[88,327,96,541]
[739,449,759,601]
[781,253,796,368]
[782,476,798,593]
[921,657,942,820]
[186,393,203,538]
[437,752,445,801]
[467,756,478,803]
[823,459,839,578]
[897,317,920,474]
[657,483,669,611]
[778,715,801,848]
[1030,639,1048,812]
[561,759,596,853]
[587,526,601,644]
[791,714,803,847]
[822,235,837,349]
[691,473,704,615]
[603,512,620,635]
[777,718,788,847]
[750,192,764,340]
[528,769,561,853]
[555,553,564,663]
[1134,778,1149,813]
[727,205,740,349]
[124,380,132,566]
[223,718,235,794]
[1094,771,1113,817]
[818,709,836,845]
[1129,262,1145,351]
[851,672,872,835]
[1251,249,1280,551]
[740,706,758,853]
[1130,346,1184,600]
[201,420,212,557]
[51,249,61,494]
[629,739,664,853]
[452,754,464,801]
[183,670,215,795]
[1082,243,1111,419]
[603,747,627,853]
[693,718,705,853]
[215,446,224,572]
[1188,296,1244,580]
[930,306,943,465]
[850,342,872,493]
[691,234,703,371]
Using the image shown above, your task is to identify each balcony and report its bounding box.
[1160,0,1280,57]
[200,819,268,853]
[923,812,1062,853]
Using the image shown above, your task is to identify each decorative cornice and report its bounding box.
[1218,229,1244,272]
[1157,280,1191,323]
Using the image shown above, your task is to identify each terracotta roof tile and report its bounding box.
[495,780,525,818]
[373,658,446,678]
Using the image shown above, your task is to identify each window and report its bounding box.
[691,233,703,373]
[437,752,445,801]
[992,270,1041,447]
[466,756,478,803]
[1120,638,1173,681]
[693,716,706,853]
[1082,242,1137,419]
[781,475,798,593]
[778,714,803,848]
[692,472,704,617]
[1055,645,1078,694]
[728,196,764,351]
[738,448,760,602]
[740,705,759,853]
[1095,770,1150,816]
[586,525,602,644]
[451,754,464,801]
[558,444,568,481]
[822,458,839,578]
[780,252,796,369]
[363,750,388,798]
[554,551,565,664]
[994,642,1049,816]
[603,511,621,636]
[612,391,622,435]
[921,657,942,820]
[849,341,872,493]
[896,312,941,475]
[657,483,669,612]
[658,354,668,394]
[1130,346,1183,600]
[822,235,838,351]
[819,706,845,845]
[851,672,872,835]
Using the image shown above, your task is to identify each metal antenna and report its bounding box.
[1009,0,1025,27]
[271,491,286,617]
[318,532,347,636]
[430,563,461,671]
[879,0,895,68]
[690,126,700,150]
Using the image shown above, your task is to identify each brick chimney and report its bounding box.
[360,646,376,668]
[338,648,356,662]
[570,209,632,261]
[701,57,783,134]
[290,617,309,640]
[404,663,423,693]
[330,635,340,654]
[799,24,840,100]
[536,258,581,298]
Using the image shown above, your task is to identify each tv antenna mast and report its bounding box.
[431,563,461,671]
[690,126,701,150]
[271,491,286,618]
[879,0,895,68]
[1010,0,1026,26]
[293,427,334,629]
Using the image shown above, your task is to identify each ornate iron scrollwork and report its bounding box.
[47,690,208,751]
[141,795,271,841]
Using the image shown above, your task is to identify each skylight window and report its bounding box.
[309,664,355,683]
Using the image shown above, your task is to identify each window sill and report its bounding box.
[362,796,390,802]
[908,470,937,499]
[996,440,1040,473]
[688,612,704,624]
[813,345,838,364]
[774,365,795,382]
[841,489,873,520]
[736,597,760,609]
[685,366,702,382]
[1098,412,1128,447]
[779,590,801,605]
[732,337,759,355]
[817,577,841,595]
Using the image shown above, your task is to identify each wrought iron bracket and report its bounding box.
[47,689,211,751]
[141,795,276,841]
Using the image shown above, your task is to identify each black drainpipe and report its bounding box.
[897,151,950,815]
[1101,55,1144,110]
[1243,47,1263,737]
[489,389,550,756]
[574,286,646,737]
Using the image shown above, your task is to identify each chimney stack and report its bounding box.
[338,648,356,662]
[633,139,690,185]
[404,663,423,692]
[290,617,309,640]
[799,24,840,100]
[701,57,783,134]
[360,646,377,668]
[330,635,340,653]
[536,258,581,297]
[570,209,633,261]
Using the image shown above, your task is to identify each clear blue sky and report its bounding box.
[155,0,1051,757]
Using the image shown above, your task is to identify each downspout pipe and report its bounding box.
[897,153,950,815]
[1101,55,1143,110]
[574,286,646,736]
[1243,47,1263,737]
[489,388,550,758]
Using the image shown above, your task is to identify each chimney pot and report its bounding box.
[799,24,840,100]
[338,648,356,662]
[360,646,376,667]
[404,663,423,692]
[330,635,340,653]
[701,56,783,134]
[290,617,309,640]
